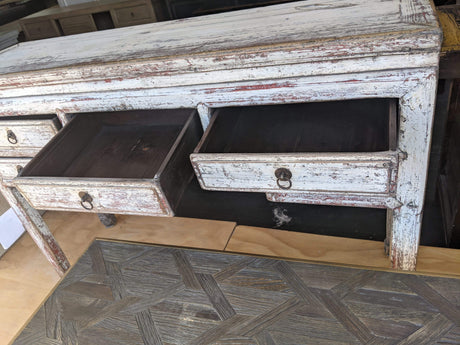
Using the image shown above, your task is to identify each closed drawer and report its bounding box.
[0,158,32,186]
[0,116,60,157]
[114,5,155,26]
[191,99,398,196]
[59,15,96,35]
[14,109,202,216]
[22,20,59,40]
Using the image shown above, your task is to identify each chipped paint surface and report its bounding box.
[0,184,69,275]
[14,178,171,217]
[266,192,403,209]
[0,0,442,272]
[191,152,399,194]
[388,74,439,271]
[0,118,60,156]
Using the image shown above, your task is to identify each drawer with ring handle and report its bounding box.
[13,109,202,216]
[191,99,399,196]
[0,116,61,157]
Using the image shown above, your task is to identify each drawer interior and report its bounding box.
[21,109,194,179]
[198,98,396,154]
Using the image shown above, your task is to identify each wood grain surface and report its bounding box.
[0,0,440,117]
[12,240,460,344]
[1,0,438,74]
[226,226,460,277]
[0,212,236,345]
[1,212,460,345]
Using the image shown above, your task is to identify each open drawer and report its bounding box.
[14,109,202,216]
[191,99,399,198]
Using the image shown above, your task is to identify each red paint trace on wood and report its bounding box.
[203,82,296,95]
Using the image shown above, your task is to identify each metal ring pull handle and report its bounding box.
[79,192,94,210]
[7,130,17,144]
[275,168,292,190]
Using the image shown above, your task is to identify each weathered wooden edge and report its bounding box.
[0,53,440,101]
[1,0,441,78]
[0,183,69,275]
[389,68,438,271]
[0,68,426,116]
[191,151,400,162]
[266,192,402,209]
[12,177,171,216]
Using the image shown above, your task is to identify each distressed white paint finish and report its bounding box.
[55,109,71,126]
[0,53,440,101]
[0,69,426,116]
[14,178,172,216]
[389,72,439,271]
[191,152,398,194]
[0,0,441,116]
[196,103,212,130]
[266,192,402,209]
[0,158,32,185]
[0,0,441,271]
[0,0,438,75]
[0,118,60,156]
[0,183,69,275]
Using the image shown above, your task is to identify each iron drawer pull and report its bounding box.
[7,130,17,144]
[275,168,292,190]
[79,192,94,210]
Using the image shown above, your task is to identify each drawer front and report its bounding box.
[0,118,60,157]
[59,15,96,35]
[0,158,32,185]
[191,152,398,195]
[23,20,59,40]
[14,179,172,216]
[114,5,155,26]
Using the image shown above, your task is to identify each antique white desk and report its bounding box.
[0,0,441,274]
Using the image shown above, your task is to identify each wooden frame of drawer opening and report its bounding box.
[190,98,400,210]
[14,109,202,216]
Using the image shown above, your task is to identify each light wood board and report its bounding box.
[226,226,460,278]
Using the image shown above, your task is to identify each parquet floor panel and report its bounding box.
[13,240,460,345]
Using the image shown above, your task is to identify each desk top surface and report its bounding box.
[0,0,441,76]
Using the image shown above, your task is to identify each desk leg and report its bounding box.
[0,184,70,276]
[389,72,438,270]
